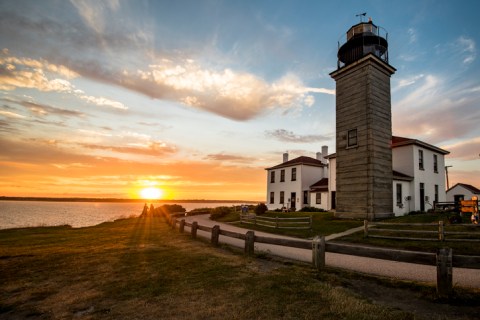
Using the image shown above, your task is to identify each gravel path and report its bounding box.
[181,214,480,289]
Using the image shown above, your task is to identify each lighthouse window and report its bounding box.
[347,129,358,148]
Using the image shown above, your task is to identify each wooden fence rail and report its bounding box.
[364,220,480,242]
[162,212,480,298]
[240,214,312,230]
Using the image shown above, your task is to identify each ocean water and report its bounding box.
[0,201,242,229]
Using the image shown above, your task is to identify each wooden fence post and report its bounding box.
[191,221,198,239]
[179,219,185,233]
[171,217,177,229]
[438,220,445,241]
[364,220,369,238]
[211,225,220,246]
[310,216,313,230]
[312,236,325,270]
[245,230,255,256]
[436,247,453,298]
[275,216,279,229]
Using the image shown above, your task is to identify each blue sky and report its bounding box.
[0,0,479,199]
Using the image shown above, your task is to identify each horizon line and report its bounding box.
[0,196,263,203]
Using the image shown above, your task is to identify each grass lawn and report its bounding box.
[336,212,480,256]
[1,214,479,319]
[0,214,414,320]
[218,211,363,239]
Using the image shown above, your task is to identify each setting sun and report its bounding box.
[140,187,163,200]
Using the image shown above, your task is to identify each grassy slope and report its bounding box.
[0,215,415,320]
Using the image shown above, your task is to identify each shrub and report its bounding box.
[254,203,268,215]
[188,207,212,216]
[161,204,186,214]
[210,206,232,220]
[152,204,186,217]
[299,206,326,212]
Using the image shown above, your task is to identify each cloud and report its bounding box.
[18,100,85,118]
[265,129,330,143]
[0,110,26,118]
[78,94,127,110]
[205,153,255,163]
[407,28,417,44]
[121,61,333,120]
[70,0,119,34]
[0,53,127,110]
[393,74,425,91]
[442,137,480,161]
[80,141,177,157]
[457,36,476,64]
[0,56,77,92]
[393,75,480,144]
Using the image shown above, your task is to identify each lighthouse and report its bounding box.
[330,18,396,220]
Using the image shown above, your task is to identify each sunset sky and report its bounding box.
[1,0,479,201]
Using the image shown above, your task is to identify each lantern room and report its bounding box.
[337,19,389,68]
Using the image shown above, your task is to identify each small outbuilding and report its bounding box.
[446,183,480,202]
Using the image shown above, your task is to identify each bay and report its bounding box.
[0,200,245,230]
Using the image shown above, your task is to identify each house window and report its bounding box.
[316,193,321,204]
[434,185,439,203]
[291,168,297,181]
[270,171,275,183]
[418,150,424,170]
[269,192,274,204]
[280,169,285,182]
[396,183,402,206]
[433,154,438,173]
[347,129,358,148]
[303,191,308,205]
[280,191,285,204]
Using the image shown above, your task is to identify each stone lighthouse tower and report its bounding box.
[330,18,395,220]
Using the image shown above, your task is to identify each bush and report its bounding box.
[299,206,326,212]
[254,203,268,215]
[161,204,186,214]
[210,206,232,220]
[188,207,212,216]
[152,204,186,217]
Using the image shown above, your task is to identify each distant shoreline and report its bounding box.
[0,196,260,203]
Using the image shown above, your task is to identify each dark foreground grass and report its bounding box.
[0,215,477,320]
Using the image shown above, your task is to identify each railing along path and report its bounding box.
[163,211,480,298]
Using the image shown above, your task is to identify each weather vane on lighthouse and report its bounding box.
[355,12,367,22]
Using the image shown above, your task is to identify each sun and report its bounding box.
[140,187,163,200]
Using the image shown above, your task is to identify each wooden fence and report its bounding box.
[364,220,480,242]
[240,214,312,230]
[162,211,480,298]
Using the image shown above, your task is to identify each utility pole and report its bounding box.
[445,165,453,190]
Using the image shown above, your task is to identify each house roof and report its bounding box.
[393,170,414,181]
[447,183,480,194]
[392,136,450,155]
[265,156,326,170]
[310,178,329,191]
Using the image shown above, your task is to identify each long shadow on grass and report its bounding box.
[106,213,178,301]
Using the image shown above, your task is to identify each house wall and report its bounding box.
[310,192,329,210]
[266,165,325,211]
[393,144,447,212]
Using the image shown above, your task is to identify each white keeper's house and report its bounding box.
[265,136,450,216]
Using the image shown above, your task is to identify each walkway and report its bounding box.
[182,214,480,289]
